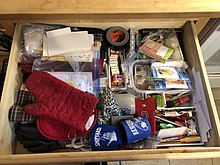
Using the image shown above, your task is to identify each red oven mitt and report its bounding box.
[24,71,99,133]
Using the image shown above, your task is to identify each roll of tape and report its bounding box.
[106,26,129,48]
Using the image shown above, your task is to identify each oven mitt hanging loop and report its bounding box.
[65,138,85,149]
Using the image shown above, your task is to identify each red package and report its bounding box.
[135,97,156,134]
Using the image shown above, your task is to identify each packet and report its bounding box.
[139,39,174,63]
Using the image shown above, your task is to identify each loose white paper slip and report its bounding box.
[46,27,71,37]
[43,34,94,62]
[47,31,91,56]
[157,127,188,139]
[43,28,94,62]
[46,27,94,49]
[62,34,94,62]
[44,27,71,56]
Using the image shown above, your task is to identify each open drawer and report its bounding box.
[0,21,220,164]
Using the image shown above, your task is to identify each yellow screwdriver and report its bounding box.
[177,136,201,143]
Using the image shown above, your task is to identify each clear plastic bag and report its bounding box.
[32,59,100,96]
[48,72,93,93]
[19,23,104,61]
[19,24,51,63]
[137,29,184,62]
[32,32,102,96]
[125,136,160,149]
[22,23,104,96]
[64,33,102,96]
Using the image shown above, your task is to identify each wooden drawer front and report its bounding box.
[0,21,219,164]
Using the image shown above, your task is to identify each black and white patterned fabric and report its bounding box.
[97,87,121,124]
[8,90,35,123]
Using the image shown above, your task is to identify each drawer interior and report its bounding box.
[0,21,220,163]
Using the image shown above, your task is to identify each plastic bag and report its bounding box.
[125,136,160,149]
[32,31,102,96]
[137,29,184,62]
[19,24,53,63]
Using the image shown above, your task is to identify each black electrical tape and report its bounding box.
[105,26,129,49]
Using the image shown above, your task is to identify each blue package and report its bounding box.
[155,80,193,90]
[152,66,190,81]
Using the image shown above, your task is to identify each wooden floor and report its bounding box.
[42,158,220,165]
[41,158,220,165]
[108,158,220,165]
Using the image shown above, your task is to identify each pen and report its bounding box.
[155,116,182,127]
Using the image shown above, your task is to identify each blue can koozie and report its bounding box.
[121,117,151,144]
[91,124,123,151]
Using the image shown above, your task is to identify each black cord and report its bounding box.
[0,30,12,52]
[0,49,9,52]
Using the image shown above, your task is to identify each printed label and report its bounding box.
[125,120,139,136]
[94,127,102,147]
[94,127,118,147]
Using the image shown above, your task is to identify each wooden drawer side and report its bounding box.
[181,21,220,147]
[0,24,23,154]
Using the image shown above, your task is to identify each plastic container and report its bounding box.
[129,60,154,93]
[129,60,193,94]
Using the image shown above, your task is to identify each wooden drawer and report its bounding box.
[0,21,219,164]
